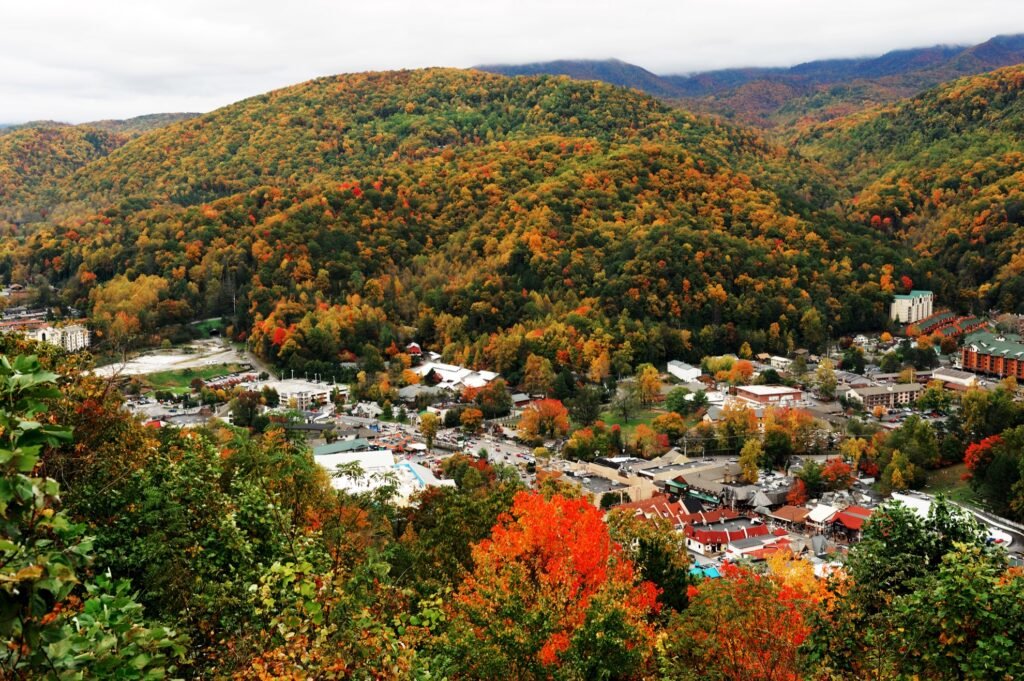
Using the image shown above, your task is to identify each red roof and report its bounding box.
[843,505,873,519]
[833,511,868,531]
[617,494,693,527]
[747,538,793,560]
[679,508,738,525]
[770,505,810,523]
[686,522,771,546]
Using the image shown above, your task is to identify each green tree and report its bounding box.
[0,355,186,679]
[664,386,692,415]
[799,307,825,352]
[567,385,603,426]
[610,385,641,423]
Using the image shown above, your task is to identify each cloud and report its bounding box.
[1,0,1022,122]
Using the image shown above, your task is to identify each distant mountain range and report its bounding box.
[476,59,682,99]
[477,34,1024,127]
[0,112,199,137]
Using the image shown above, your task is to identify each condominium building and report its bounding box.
[845,383,923,409]
[961,331,1024,380]
[890,290,933,324]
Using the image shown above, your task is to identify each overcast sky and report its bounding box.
[2,0,1023,122]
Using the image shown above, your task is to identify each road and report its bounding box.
[954,503,1024,554]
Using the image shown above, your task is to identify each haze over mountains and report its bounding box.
[479,33,1024,126]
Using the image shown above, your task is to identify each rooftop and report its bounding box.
[893,290,933,299]
[964,331,1024,358]
[313,438,373,456]
[852,383,923,397]
[736,384,801,396]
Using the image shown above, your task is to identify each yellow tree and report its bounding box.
[839,437,869,472]
[635,364,662,405]
[460,408,484,434]
[632,424,658,459]
[420,412,439,450]
[523,354,555,396]
[588,350,611,384]
[738,438,762,484]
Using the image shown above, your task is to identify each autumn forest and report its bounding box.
[1,49,1024,679]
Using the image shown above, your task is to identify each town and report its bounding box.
[10,287,1022,581]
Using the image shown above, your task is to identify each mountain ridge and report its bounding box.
[0,68,926,371]
[478,33,1024,127]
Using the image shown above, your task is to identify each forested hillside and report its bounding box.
[82,112,200,136]
[672,34,1024,129]
[0,69,935,377]
[480,34,1024,130]
[0,124,127,218]
[798,65,1024,313]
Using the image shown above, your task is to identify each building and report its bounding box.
[255,378,333,410]
[890,290,934,324]
[770,356,793,371]
[411,361,499,391]
[313,439,375,456]
[733,385,803,407]
[314,447,455,505]
[831,505,873,542]
[667,360,701,383]
[30,323,90,352]
[960,331,1024,380]
[0,320,91,352]
[845,383,923,410]
[680,508,772,555]
[931,366,979,389]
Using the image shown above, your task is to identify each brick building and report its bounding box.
[961,331,1024,380]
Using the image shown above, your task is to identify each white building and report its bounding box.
[770,356,793,371]
[931,367,979,388]
[315,448,455,505]
[733,384,803,407]
[255,378,333,410]
[667,360,701,382]
[19,323,91,352]
[890,291,934,324]
[411,361,499,391]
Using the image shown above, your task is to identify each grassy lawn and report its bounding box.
[192,317,225,335]
[142,362,245,393]
[597,407,662,440]
[923,463,985,507]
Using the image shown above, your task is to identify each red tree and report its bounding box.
[446,492,659,677]
[822,459,855,491]
[964,434,1002,479]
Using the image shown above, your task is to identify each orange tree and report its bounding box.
[439,491,659,679]
[517,398,570,444]
[660,563,822,681]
